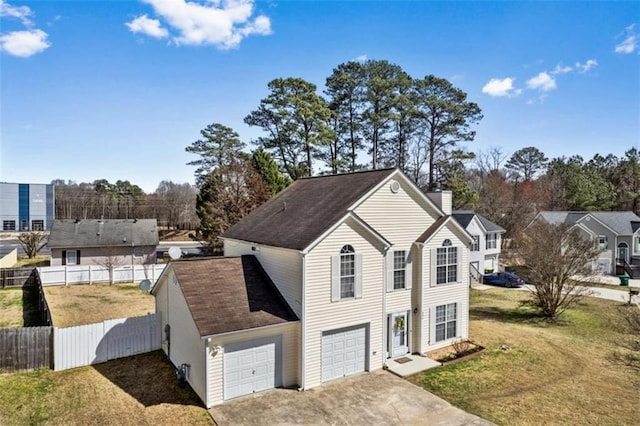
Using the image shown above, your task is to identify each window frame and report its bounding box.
[597,235,608,251]
[436,246,458,285]
[393,250,406,290]
[2,220,16,231]
[339,245,355,299]
[66,250,78,266]
[31,220,44,231]
[470,235,480,252]
[435,303,458,343]
[486,233,497,249]
[635,236,640,254]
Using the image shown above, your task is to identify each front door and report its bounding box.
[618,243,629,263]
[389,312,409,357]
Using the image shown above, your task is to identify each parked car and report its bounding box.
[482,271,525,288]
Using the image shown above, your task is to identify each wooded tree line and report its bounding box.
[186,58,639,249]
[52,179,198,229]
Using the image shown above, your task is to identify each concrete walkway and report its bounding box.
[210,370,493,426]
[384,353,441,377]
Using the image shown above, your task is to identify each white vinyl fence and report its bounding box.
[37,264,166,286]
[54,313,161,371]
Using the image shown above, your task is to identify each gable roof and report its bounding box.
[537,211,640,236]
[222,168,398,250]
[452,210,505,233]
[169,256,298,337]
[47,219,159,248]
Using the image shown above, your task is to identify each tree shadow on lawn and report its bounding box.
[469,305,549,326]
[93,351,204,408]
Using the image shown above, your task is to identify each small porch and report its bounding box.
[384,354,441,378]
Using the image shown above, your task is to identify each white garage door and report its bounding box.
[321,325,366,382]
[223,336,281,400]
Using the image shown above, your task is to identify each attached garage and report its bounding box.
[321,325,367,382]
[223,336,282,400]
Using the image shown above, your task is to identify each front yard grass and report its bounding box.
[0,351,213,426]
[15,255,50,267]
[44,283,155,327]
[409,288,639,425]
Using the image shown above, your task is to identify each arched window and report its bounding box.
[340,245,355,298]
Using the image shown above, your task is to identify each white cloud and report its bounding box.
[126,14,168,39]
[353,54,367,62]
[0,29,50,57]
[615,24,638,54]
[130,0,272,49]
[575,59,598,73]
[526,72,556,92]
[481,77,521,97]
[0,0,33,26]
[551,64,572,74]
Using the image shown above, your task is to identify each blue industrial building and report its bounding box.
[0,183,55,231]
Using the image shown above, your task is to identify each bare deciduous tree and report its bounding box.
[612,304,640,371]
[518,220,600,319]
[17,232,48,258]
[94,247,126,285]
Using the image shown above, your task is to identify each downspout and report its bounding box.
[299,252,306,391]
[382,247,388,365]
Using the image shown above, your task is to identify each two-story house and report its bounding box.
[152,168,472,407]
[531,211,640,277]
[452,211,506,278]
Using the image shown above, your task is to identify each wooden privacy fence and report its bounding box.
[0,267,37,288]
[37,264,166,286]
[0,327,53,372]
[54,313,161,371]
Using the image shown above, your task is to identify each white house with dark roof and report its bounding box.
[153,168,474,407]
[531,211,640,277]
[48,219,159,266]
[452,211,506,278]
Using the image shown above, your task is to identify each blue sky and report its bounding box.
[1,0,638,192]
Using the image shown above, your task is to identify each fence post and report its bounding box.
[89,265,92,285]
[64,266,68,286]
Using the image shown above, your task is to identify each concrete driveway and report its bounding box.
[209,370,493,425]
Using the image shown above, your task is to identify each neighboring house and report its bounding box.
[452,211,506,278]
[48,219,159,266]
[531,211,640,277]
[0,182,55,231]
[152,168,473,407]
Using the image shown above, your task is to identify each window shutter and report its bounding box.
[331,255,340,302]
[429,307,436,345]
[456,247,462,283]
[354,254,363,299]
[77,250,81,264]
[385,252,394,292]
[62,250,66,266]
[405,249,413,290]
[430,248,437,287]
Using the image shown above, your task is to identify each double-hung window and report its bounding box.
[435,303,457,342]
[635,236,640,254]
[597,235,608,251]
[393,250,406,289]
[486,233,497,249]
[436,243,458,285]
[340,245,355,298]
[471,235,480,252]
[66,250,78,265]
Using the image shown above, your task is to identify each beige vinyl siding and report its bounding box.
[223,239,303,317]
[421,226,470,351]
[353,177,439,248]
[154,266,207,404]
[411,245,423,353]
[304,218,384,388]
[206,322,300,407]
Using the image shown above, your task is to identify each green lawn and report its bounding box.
[0,287,40,328]
[0,351,213,426]
[14,255,50,267]
[409,289,639,426]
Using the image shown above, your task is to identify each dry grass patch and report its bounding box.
[409,288,639,426]
[0,351,213,426]
[15,255,50,267]
[44,283,155,327]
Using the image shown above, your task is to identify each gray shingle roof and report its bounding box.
[48,219,159,248]
[222,168,397,250]
[452,210,505,233]
[537,211,640,235]
[170,256,298,337]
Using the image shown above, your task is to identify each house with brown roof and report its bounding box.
[152,168,472,407]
